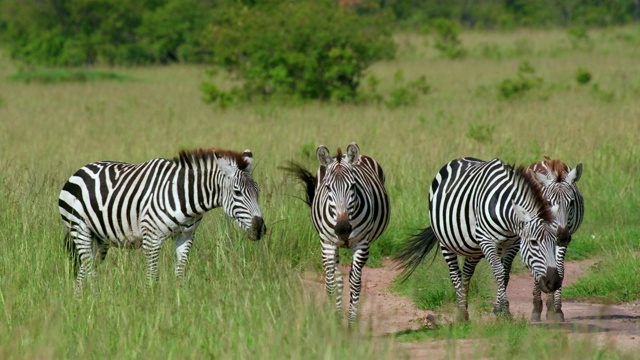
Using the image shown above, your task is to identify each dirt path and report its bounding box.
[302,258,640,358]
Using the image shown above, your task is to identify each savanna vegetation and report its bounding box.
[0,1,639,358]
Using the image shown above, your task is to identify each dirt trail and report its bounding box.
[302,258,640,358]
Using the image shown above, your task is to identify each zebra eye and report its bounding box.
[234,189,242,197]
[530,239,539,247]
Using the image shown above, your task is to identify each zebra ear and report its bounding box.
[214,154,237,177]
[566,163,582,184]
[513,202,532,223]
[242,149,253,173]
[316,145,334,166]
[346,142,360,164]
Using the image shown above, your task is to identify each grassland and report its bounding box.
[1,26,639,358]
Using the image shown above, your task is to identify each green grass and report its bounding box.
[393,318,636,359]
[6,68,133,84]
[1,26,639,358]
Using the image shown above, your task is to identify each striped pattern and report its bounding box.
[59,148,265,293]
[396,157,561,321]
[283,142,390,323]
[528,156,584,321]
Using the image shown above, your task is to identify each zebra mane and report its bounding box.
[514,165,554,224]
[529,156,571,183]
[174,148,250,171]
[336,147,343,164]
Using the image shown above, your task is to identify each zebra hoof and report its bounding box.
[531,312,542,322]
[493,308,512,319]
[455,309,469,323]
[546,310,565,322]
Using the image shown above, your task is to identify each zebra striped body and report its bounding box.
[396,158,562,321]
[528,156,584,322]
[59,148,265,293]
[283,143,390,323]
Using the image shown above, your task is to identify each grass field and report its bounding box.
[1,26,639,358]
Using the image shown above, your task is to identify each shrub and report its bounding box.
[429,18,467,59]
[497,61,542,100]
[575,67,592,85]
[199,0,395,103]
[384,71,431,109]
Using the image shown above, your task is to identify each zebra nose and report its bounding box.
[557,226,571,247]
[539,267,563,293]
[250,216,266,241]
[334,213,351,241]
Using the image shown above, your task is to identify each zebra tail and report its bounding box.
[394,227,439,283]
[63,228,79,276]
[279,161,317,206]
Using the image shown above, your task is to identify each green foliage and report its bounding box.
[1,0,152,66]
[590,83,615,102]
[567,26,593,49]
[7,68,131,84]
[429,18,467,59]
[199,0,395,103]
[575,67,592,85]
[466,123,495,143]
[497,61,543,100]
[383,71,430,109]
[136,0,212,63]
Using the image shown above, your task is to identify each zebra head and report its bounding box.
[316,143,361,242]
[530,162,583,245]
[514,202,563,294]
[216,149,266,240]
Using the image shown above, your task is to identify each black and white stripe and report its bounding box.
[283,142,390,323]
[395,157,562,321]
[58,148,266,293]
[528,157,584,321]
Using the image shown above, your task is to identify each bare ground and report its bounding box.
[301,258,640,358]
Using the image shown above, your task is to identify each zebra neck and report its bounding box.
[176,159,220,214]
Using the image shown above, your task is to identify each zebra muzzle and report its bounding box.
[538,267,563,293]
[250,216,266,241]
[334,213,352,241]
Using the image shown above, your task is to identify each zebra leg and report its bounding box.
[143,233,163,285]
[322,242,343,316]
[532,281,543,322]
[442,248,467,322]
[461,257,481,311]
[174,221,201,280]
[347,242,369,324]
[500,243,520,314]
[546,245,566,322]
[97,241,109,264]
[480,243,510,317]
[174,232,195,280]
[72,228,97,296]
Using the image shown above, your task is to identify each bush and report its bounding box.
[199,0,395,103]
[575,67,592,85]
[429,18,467,59]
[384,71,431,109]
[497,61,543,100]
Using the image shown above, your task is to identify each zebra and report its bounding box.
[528,156,584,322]
[395,157,563,322]
[58,147,266,293]
[282,143,390,323]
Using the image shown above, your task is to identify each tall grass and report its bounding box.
[0,27,639,357]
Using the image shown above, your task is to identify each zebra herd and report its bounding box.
[58,143,583,325]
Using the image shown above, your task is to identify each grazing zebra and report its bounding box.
[282,143,390,323]
[395,157,563,322]
[528,156,584,322]
[58,148,266,293]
